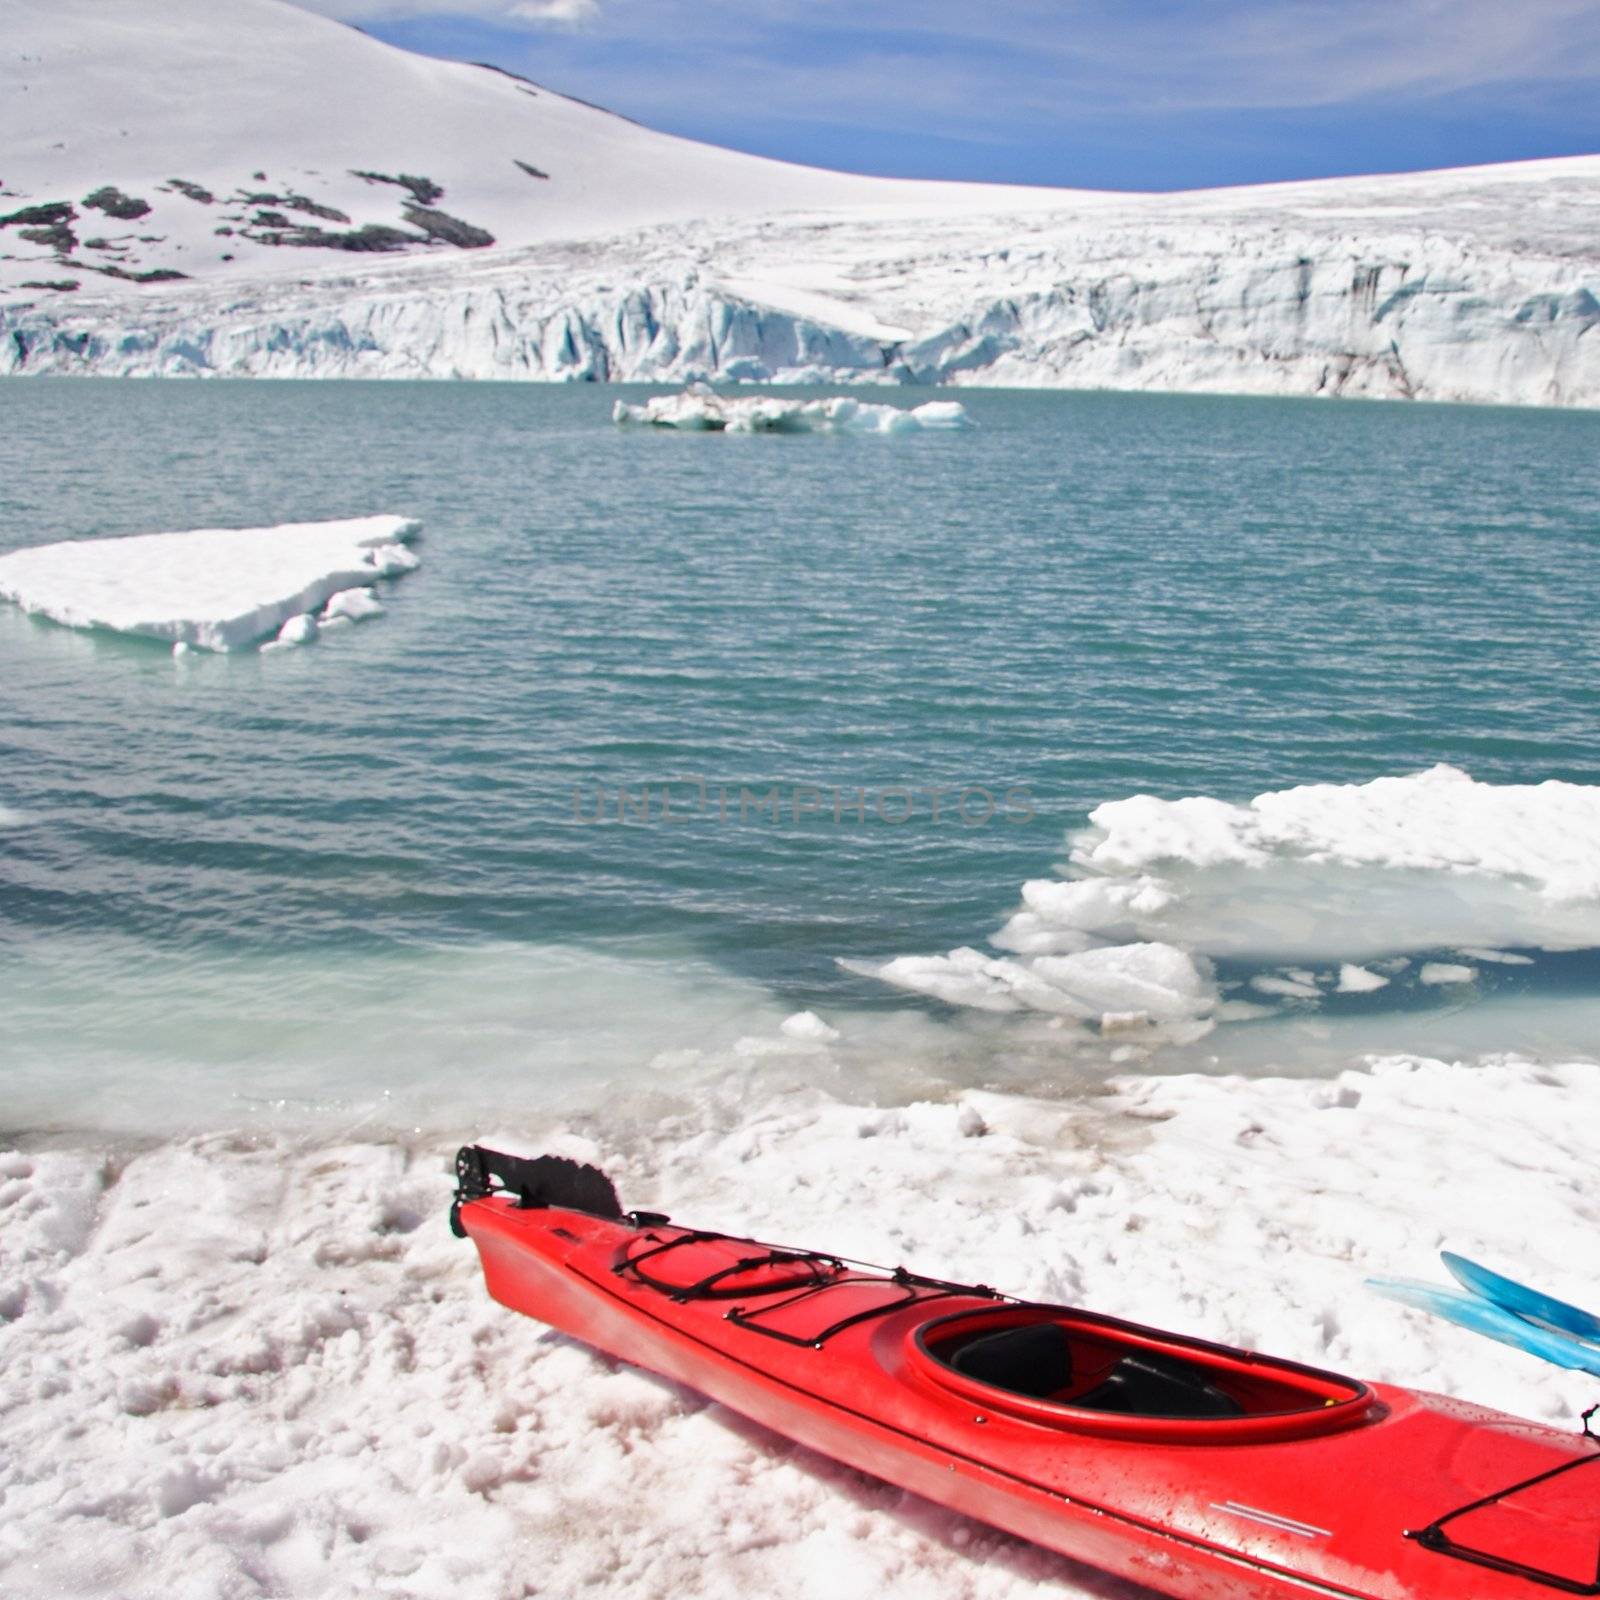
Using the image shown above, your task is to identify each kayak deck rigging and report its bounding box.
[1404,1405,1600,1596]
[614,1226,1006,1345]
[602,1219,1375,1439]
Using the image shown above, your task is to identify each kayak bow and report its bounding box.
[453,1146,1600,1600]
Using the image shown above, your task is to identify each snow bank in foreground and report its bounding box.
[860,767,1600,1039]
[612,389,973,433]
[0,515,421,653]
[1,1048,1593,1600]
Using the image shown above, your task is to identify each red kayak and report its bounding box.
[453,1146,1598,1599]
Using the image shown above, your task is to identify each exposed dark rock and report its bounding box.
[240,191,351,222]
[19,279,79,291]
[253,210,292,228]
[473,61,539,91]
[83,237,112,250]
[168,179,214,204]
[214,226,234,236]
[1,201,75,227]
[103,264,188,282]
[83,186,152,220]
[290,196,349,222]
[351,170,444,206]
[243,220,418,252]
[62,259,188,282]
[252,171,267,180]
[18,222,76,252]
[400,204,494,248]
[514,160,549,180]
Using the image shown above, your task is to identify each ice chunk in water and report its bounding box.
[613,390,974,434]
[321,587,385,624]
[0,515,420,653]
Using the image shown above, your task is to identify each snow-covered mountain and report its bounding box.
[3,0,1598,405]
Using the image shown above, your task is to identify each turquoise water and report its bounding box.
[3,381,1599,1133]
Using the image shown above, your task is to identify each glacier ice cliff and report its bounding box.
[4,167,1598,407]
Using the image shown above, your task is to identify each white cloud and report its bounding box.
[297,0,598,26]
[508,0,597,21]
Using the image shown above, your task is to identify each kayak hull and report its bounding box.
[462,1186,1598,1600]
[475,1215,1302,1599]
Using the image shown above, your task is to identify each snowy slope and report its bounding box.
[0,0,1067,293]
[2,0,1598,405]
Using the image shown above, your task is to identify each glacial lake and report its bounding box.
[2,379,1599,1135]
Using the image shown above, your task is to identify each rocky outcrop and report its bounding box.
[352,171,444,206]
[401,206,494,249]
[83,186,152,220]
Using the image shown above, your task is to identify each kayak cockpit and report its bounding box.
[602,1225,1376,1443]
[949,1320,1244,1418]
[911,1307,1376,1443]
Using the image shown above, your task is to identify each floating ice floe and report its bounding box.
[1337,963,1390,993]
[321,586,385,625]
[779,1010,841,1044]
[859,940,1219,1040]
[855,767,1600,1036]
[1419,962,1477,986]
[270,613,319,649]
[0,515,421,654]
[612,388,974,434]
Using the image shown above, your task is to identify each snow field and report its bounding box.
[1,1044,1594,1599]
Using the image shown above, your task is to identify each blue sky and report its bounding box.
[298,0,1600,191]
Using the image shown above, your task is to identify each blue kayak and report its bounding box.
[1441,1250,1600,1346]
[1366,1276,1600,1377]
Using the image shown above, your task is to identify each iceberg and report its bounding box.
[612,390,974,433]
[0,514,421,653]
[862,767,1600,1033]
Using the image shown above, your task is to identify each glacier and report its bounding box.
[1,0,1596,406]
[6,164,1598,405]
